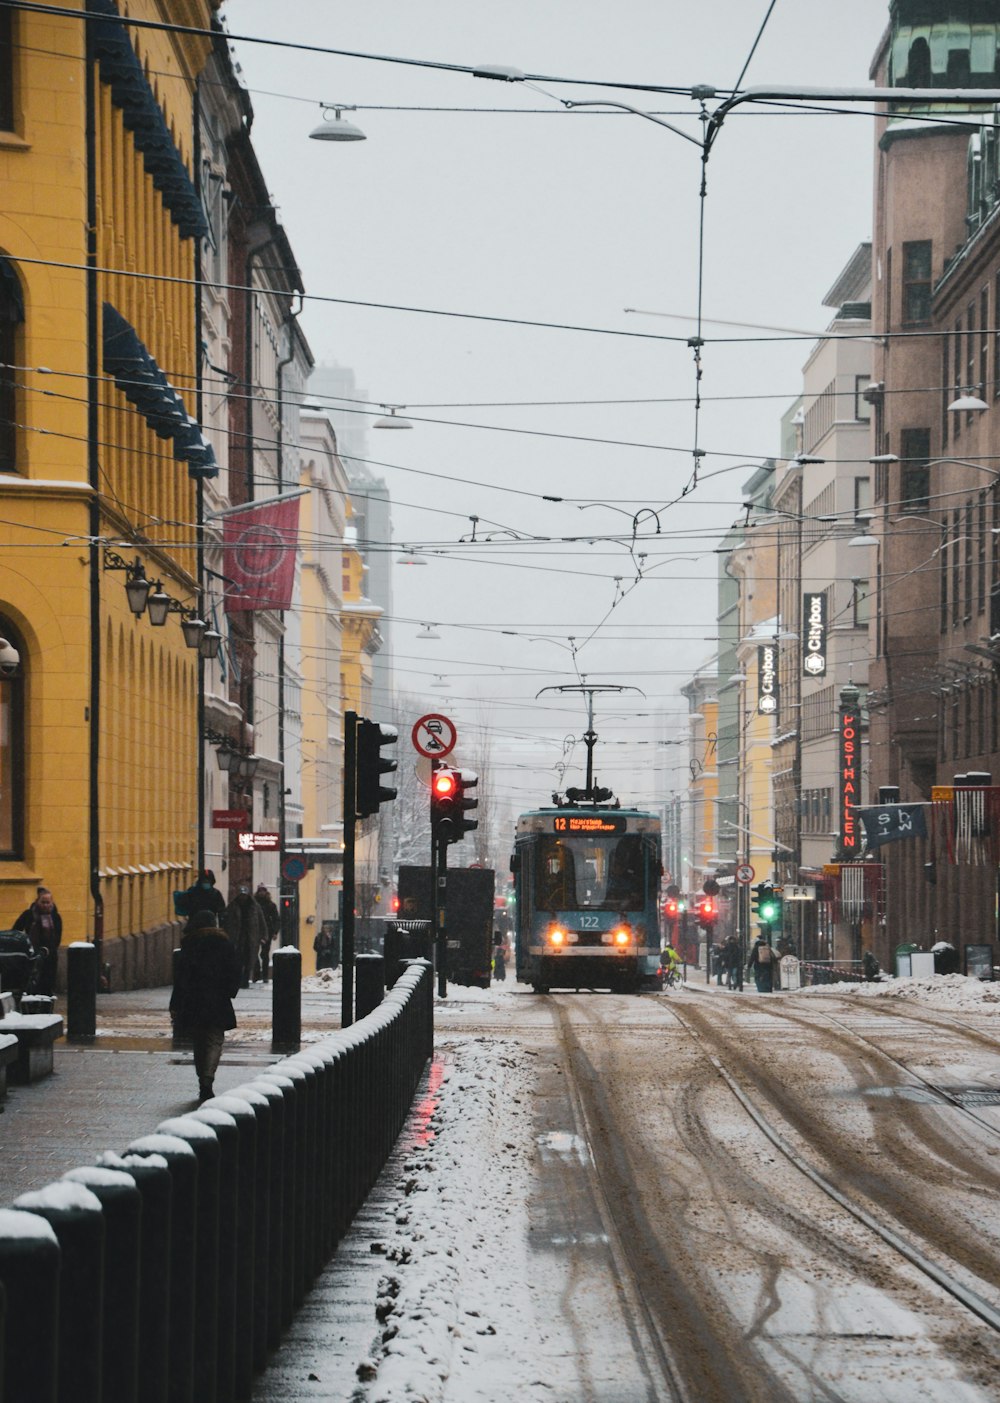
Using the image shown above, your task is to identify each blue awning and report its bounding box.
[102,303,218,479]
[90,0,208,243]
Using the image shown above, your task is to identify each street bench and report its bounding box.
[2,1014,64,1084]
[0,1033,18,1103]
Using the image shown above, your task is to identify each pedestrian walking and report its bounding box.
[493,931,507,982]
[723,933,741,988]
[174,868,226,922]
[223,885,268,987]
[13,887,62,995]
[169,909,242,1102]
[254,883,281,982]
[746,934,776,993]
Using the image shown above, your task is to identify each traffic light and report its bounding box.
[431,766,479,845]
[453,769,479,843]
[761,888,782,927]
[696,895,718,927]
[752,882,780,926]
[664,895,687,921]
[431,767,459,844]
[356,718,398,817]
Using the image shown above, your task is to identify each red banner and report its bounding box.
[222,495,300,613]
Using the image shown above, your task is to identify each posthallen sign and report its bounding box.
[802,592,827,677]
[757,644,778,715]
[839,708,859,855]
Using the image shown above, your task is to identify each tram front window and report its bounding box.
[536,834,645,911]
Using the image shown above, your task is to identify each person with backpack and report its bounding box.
[747,933,776,993]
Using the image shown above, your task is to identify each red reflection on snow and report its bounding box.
[411,1058,445,1147]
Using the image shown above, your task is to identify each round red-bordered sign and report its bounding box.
[735,863,755,884]
[411,713,457,759]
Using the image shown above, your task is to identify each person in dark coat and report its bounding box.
[14,887,62,996]
[224,885,268,987]
[493,932,507,983]
[254,884,281,982]
[175,869,226,922]
[169,909,242,1102]
[746,934,776,993]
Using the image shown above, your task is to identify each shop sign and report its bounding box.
[757,644,778,715]
[838,706,860,856]
[237,831,280,852]
[803,592,827,677]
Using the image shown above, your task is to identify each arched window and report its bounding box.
[0,617,25,858]
[907,38,932,89]
[0,258,24,473]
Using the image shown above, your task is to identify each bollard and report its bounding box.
[13,1181,105,1403]
[283,1055,325,1291]
[63,1167,142,1403]
[189,1105,240,1403]
[127,1133,199,1403]
[203,1095,259,1402]
[66,941,97,1037]
[271,947,301,1049]
[355,953,385,1019]
[0,1209,60,1403]
[243,1078,285,1360]
[98,1152,173,1403]
[157,1118,221,1403]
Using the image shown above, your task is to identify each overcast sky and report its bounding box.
[226,1,889,822]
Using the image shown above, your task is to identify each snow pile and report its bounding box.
[796,973,1000,1013]
[352,1034,548,1403]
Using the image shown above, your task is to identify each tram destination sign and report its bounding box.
[553,814,626,834]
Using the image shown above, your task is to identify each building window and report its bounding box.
[852,579,871,627]
[902,241,932,324]
[954,318,963,438]
[978,492,988,615]
[854,476,872,515]
[854,374,872,422]
[0,617,24,858]
[942,332,950,444]
[952,507,962,627]
[0,10,12,132]
[899,427,930,512]
[0,258,23,474]
[968,300,978,421]
[981,286,990,399]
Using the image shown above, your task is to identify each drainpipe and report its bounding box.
[85,15,104,979]
[275,293,303,944]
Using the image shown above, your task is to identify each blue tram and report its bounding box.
[511,806,663,994]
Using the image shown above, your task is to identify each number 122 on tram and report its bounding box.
[510,807,663,994]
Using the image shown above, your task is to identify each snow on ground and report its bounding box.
[793,972,1000,1013]
[348,1029,549,1403]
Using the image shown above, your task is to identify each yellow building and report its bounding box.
[0,2,218,985]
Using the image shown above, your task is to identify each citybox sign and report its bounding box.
[757,644,779,716]
[802,592,828,677]
[838,706,860,857]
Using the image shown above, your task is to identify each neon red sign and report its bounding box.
[839,708,859,856]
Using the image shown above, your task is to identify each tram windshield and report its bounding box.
[535,833,648,912]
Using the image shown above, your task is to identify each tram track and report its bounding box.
[528,988,1000,1398]
[668,997,1000,1333]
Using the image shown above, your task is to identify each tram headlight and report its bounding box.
[613,926,631,947]
[548,926,567,947]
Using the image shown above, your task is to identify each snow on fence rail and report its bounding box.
[0,958,433,1403]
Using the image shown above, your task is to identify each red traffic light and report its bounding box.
[665,899,679,918]
[433,770,457,797]
[698,897,717,920]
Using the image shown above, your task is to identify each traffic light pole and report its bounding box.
[341,710,357,1028]
[430,759,449,999]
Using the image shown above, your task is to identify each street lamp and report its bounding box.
[309,104,366,142]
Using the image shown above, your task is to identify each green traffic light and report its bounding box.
[760,901,777,922]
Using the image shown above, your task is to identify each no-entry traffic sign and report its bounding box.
[411,713,457,759]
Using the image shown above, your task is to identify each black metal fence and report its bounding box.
[0,958,433,1403]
